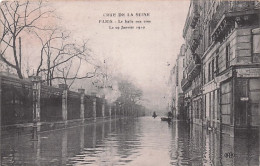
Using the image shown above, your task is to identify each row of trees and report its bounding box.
[117,79,142,106]
[0,0,99,88]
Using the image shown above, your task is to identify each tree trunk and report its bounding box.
[13,36,23,79]
[19,37,22,71]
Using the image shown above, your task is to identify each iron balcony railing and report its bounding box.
[187,54,201,81]
[211,1,257,42]
[181,78,192,91]
[190,1,200,29]
[187,60,201,74]
[211,1,256,29]
[183,0,200,38]
[189,28,200,52]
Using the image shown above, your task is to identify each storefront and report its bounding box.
[192,96,202,125]
[220,67,260,135]
[184,96,191,122]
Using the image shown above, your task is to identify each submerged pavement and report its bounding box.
[1,117,259,166]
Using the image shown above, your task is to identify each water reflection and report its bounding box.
[1,117,259,166]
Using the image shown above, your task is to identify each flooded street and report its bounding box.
[1,117,260,166]
[1,0,260,165]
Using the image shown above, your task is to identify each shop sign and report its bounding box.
[240,97,249,101]
[236,68,260,78]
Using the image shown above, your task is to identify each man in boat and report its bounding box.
[152,111,157,118]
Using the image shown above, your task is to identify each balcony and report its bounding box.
[211,1,258,42]
[183,0,200,38]
[181,78,192,92]
[189,1,200,29]
[189,28,200,52]
[187,54,201,81]
[187,61,201,81]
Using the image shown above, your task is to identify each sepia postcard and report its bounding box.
[0,0,260,165]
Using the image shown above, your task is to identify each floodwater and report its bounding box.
[1,117,260,166]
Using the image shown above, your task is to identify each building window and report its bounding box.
[215,55,219,75]
[204,94,206,119]
[197,101,199,119]
[203,29,206,52]
[209,93,211,121]
[216,89,220,120]
[212,91,215,120]
[253,33,260,54]
[199,98,202,120]
[208,24,211,46]
[203,65,206,85]
[205,28,208,49]
[226,44,231,68]
[212,59,215,79]
[208,62,211,82]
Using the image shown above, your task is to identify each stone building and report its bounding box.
[180,0,260,135]
[175,45,186,119]
[170,45,185,119]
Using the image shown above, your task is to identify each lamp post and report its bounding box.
[29,76,41,141]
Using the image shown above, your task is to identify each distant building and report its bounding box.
[180,0,260,135]
[169,65,177,117]
[169,45,185,119]
[175,45,186,119]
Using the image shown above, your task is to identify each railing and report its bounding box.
[211,1,255,30]
[187,53,201,81]
[187,60,201,75]
[183,0,200,38]
[211,1,257,42]
[189,29,200,52]
[190,0,200,28]
[211,1,229,30]
[230,1,256,12]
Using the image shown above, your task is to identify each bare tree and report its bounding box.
[0,0,100,89]
[28,25,99,86]
[0,0,54,78]
[34,27,71,85]
[56,58,99,89]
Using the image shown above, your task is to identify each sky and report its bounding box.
[1,0,190,112]
[48,0,190,112]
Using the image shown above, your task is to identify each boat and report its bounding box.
[161,117,172,122]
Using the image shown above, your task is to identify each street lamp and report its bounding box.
[29,75,41,141]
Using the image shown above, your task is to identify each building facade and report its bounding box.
[178,0,260,135]
[170,45,185,119]
[175,45,186,119]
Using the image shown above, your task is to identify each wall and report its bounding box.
[41,85,63,122]
[1,74,33,125]
[0,74,143,127]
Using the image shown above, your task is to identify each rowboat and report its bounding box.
[161,117,172,122]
